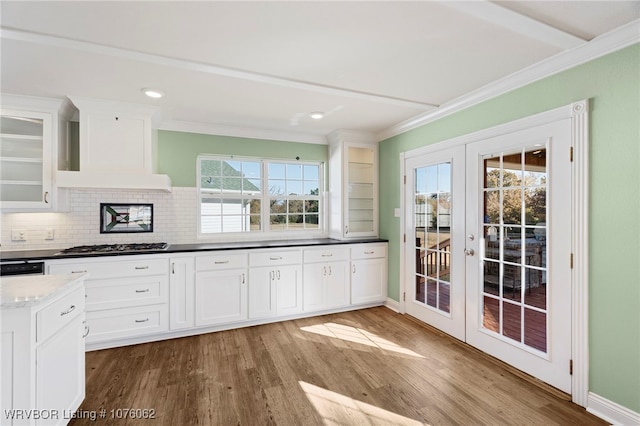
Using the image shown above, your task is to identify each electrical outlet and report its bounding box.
[11,229,27,241]
[46,228,55,240]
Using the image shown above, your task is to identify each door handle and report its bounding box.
[464,248,475,256]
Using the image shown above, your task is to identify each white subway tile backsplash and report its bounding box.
[1,187,200,251]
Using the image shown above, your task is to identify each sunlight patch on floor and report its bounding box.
[299,381,427,426]
[300,322,425,358]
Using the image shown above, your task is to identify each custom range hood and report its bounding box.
[56,97,172,192]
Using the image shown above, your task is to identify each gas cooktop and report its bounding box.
[56,243,169,255]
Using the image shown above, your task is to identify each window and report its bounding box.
[198,156,322,236]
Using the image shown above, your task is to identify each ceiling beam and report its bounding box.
[0,27,439,111]
[439,0,587,49]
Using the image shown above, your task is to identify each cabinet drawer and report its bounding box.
[196,252,247,271]
[36,286,85,343]
[250,250,302,267]
[351,244,387,259]
[85,304,168,343]
[85,275,168,311]
[303,247,350,263]
[49,258,168,279]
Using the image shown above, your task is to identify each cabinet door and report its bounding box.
[326,260,350,309]
[276,265,303,316]
[351,258,387,304]
[36,314,85,425]
[303,263,325,312]
[345,145,377,237]
[249,267,276,319]
[195,269,247,326]
[0,109,53,209]
[170,257,195,330]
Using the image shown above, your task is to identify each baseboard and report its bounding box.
[385,297,400,313]
[587,392,640,425]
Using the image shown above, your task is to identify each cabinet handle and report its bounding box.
[270,271,274,281]
[270,256,282,261]
[214,260,230,264]
[353,265,356,274]
[44,191,49,204]
[321,253,333,257]
[71,270,87,274]
[276,270,281,280]
[364,251,375,255]
[328,266,332,276]
[323,266,327,276]
[135,289,150,293]
[60,305,75,316]
[135,318,149,323]
[135,266,149,270]
[345,226,349,234]
[242,273,245,284]
[83,321,90,338]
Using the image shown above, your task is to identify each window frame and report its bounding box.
[197,155,325,240]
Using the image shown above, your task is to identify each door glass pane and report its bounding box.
[414,162,452,314]
[481,147,548,352]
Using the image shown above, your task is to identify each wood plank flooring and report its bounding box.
[70,307,606,425]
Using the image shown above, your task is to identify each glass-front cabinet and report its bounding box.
[328,130,378,239]
[0,109,53,208]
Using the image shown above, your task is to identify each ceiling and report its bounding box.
[1,1,639,144]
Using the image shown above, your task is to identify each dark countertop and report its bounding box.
[0,238,388,262]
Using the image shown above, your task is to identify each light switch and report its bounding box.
[394,208,401,218]
[46,228,55,240]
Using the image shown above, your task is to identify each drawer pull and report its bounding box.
[60,305,75,316]
[83,321,90,338]
[71,270,87,274]
[214,260,230,264]
[135,289,150,293]
[322,253,333,257]
[270,256,283,260]
[135,318,149,323]
[135,266,150,270]
[364,251,375,255]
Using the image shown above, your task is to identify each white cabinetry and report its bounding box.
[0,95,73,210]
[195,252,247,326]
[249,250,303,319]
[1,276,86,426]
[328,130,378,239]
[351,244,388,305]
[169,256,195,330]
[48,256,169,346]
[303,247,350,312]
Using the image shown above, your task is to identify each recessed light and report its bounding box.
[309,111,324,120]
[142,88,164,99]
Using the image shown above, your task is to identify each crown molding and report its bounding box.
[377,19,640,142]
[159,119,328,145]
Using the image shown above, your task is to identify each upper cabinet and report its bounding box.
[328,130,379,239]
[0,94,74,211]
[57,97,172,192]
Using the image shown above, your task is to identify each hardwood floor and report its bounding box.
[71,307,606,425]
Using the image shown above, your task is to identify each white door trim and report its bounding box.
[398,99,589,406]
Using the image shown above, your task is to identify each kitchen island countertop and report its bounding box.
[1,273,88,309]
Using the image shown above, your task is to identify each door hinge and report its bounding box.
[570,253,574,269]
[404,175,407,184]
[570,146,574,162]
[569,359,573,375]
[403,233,406,243]
[403,292,406,302]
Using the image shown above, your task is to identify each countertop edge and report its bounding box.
[0,238,389,262]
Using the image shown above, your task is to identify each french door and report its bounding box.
[405,118,573,393]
